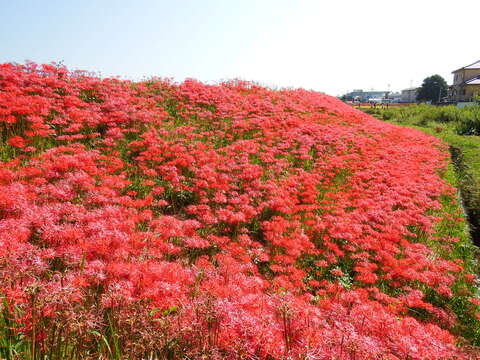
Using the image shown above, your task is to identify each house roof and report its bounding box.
[465,76,480,85]
[452,60,480,73]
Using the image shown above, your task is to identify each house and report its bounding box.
[450,60,480,102]
[400,87,418,103]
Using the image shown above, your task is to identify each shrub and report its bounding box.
[456,106,480,135]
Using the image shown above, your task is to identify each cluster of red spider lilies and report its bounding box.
[0,62,479,359]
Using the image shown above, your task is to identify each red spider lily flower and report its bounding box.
[7,136,27,148]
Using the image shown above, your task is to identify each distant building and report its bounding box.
[389,92,402,103]
[450,60,480,102]
[400,87,418,103]
[344,89,389,102]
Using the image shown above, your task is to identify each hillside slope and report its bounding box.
[0,63,479,359]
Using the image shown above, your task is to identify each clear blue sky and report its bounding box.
[1,0,478,95]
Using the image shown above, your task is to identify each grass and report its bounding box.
[430,163,480,342]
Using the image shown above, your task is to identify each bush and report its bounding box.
[456,106,480,135]
[364,104,480,136]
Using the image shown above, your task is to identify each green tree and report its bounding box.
[416,75,448,104]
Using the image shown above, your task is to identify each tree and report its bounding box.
[416,75,448,104]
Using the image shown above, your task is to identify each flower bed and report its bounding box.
[0,63,479,359]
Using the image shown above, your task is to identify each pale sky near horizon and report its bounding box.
[0,0,478,96]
